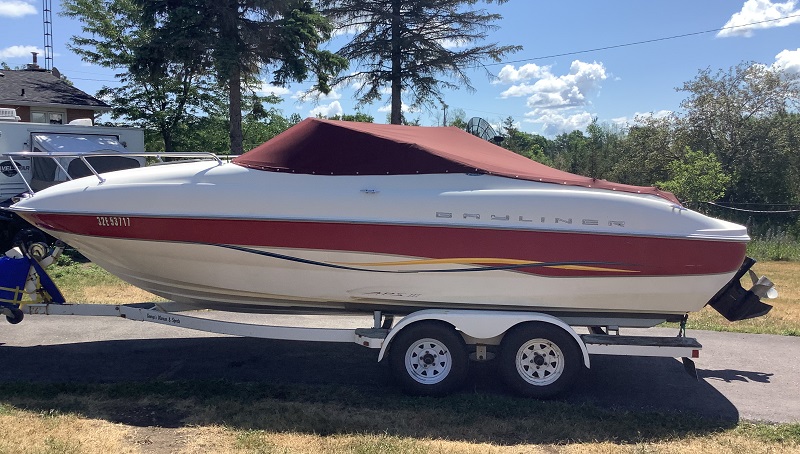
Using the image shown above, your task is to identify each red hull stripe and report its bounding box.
[25,213,746,277]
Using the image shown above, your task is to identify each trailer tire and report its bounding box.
[499,322,581,398]
[12,228,48,252]
[389,321,468,396]
[5,307,24,325]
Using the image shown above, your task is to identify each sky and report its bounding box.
[1,0,799,138]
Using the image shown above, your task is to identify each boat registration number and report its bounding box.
[96,216,131,227]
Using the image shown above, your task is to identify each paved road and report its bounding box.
[1,311,798,423]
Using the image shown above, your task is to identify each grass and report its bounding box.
[0,404,133,454]
[47,251,166,304]
[747,234,800,262]
[1,381,799,453]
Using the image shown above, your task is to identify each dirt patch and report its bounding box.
[126,426,189,454]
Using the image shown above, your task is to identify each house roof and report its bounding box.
[0,69,109,110]
[233,118,680,204]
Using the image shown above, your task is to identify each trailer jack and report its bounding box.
[0,244,64,324]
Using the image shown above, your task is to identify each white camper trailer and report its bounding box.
[0,108,145,249]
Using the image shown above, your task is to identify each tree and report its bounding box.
[61,0,213,152]
[168,92,300,153]
[499,117,551,165]
[138,0,347,154]
[679,62,800,163]
[447,107,468,129]
[550,130,590,175]
[327,112,375,122]
[678,62,800,204]
[601,113,696,189]
[656,147,730,204]
[95,77,216,152]
[320,0,521,124]
[770,112,800,201]
[585,119,623,180]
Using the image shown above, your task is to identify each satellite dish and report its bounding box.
[466,117,503,144]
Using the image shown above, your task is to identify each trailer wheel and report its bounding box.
[5,307,24,325]
[499,322,581,398]
[12,228,48,253]
[389,321,468,396]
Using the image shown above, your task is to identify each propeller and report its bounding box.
[748,270,778,299]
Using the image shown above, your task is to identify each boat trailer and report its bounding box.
[0,244,775,398]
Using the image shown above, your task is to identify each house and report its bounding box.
[0,53,109,125]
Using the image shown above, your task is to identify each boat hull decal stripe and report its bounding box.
[214,243,631,274]
[331,257,638,273]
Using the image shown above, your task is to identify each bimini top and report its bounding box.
[233,118,679,204]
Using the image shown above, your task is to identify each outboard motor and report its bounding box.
[707,257,776,321]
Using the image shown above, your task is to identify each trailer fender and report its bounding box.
[377,309,590,368]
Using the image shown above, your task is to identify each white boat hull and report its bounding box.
[12,161,753,326]
[56,231,734,319]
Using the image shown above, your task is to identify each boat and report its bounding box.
[6,118,773,326]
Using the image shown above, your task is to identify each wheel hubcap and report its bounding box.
[516,338,565,386]
[405,338,452,385]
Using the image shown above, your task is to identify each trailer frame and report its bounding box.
[14,300,703,397]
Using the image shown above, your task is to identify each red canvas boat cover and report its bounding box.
[233,118,679,204]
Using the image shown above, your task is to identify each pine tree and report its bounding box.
[62,0,213,152]
[136,0,347,154]
[320,0,520,124]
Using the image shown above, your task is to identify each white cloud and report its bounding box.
[526,86,585,109]
[309,101,343,118]
[495,60,608,136]
[255,83,291,97]
[0,0,36,17]
[494,63,550,85]
[0,45,42,59]
[525,110,595,136]
[717,0,800,38]
[499,60,607,111]
[498,82,538,98]
[774,48,800,73]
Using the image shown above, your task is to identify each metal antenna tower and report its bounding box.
[42,0,53,70]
